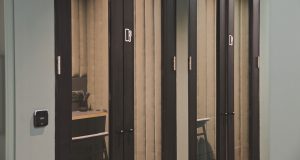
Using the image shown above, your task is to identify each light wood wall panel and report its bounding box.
[71,0,109,110]
[134,0,161,159]
[196,0,217,159]
[71,0,80,76]
[234,0,249,160]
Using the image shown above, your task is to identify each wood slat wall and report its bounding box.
[234,0,249,159]
[71,0,109,111]
[134,0,162,159]
[196,0,217,159]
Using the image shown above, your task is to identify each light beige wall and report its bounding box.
[233,0,249,159]
[176,0,189,159]
[134,0,162,159]
[196,0,217,159]
[71,0,109,111]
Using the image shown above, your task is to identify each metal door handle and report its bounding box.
[72,132,109,141]
[118,130,124,134]
[125,28,132,43]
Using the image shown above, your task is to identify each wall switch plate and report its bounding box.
[34,110,48,128]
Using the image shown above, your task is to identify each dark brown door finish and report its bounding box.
[55,0,134,160]
[162,0,177,160]
[217,0,235,160]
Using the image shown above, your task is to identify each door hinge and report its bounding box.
[188,56,192,71]
[173,56,176,71]
[57,56,61,75]
[257,56,260,69]
[229,35,234,46]
[125,28,132,43]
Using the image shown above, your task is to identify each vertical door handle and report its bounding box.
[188,56,192,71]
[57,56,61,75]
[118,130,124,134]
[229,35,234,46]
[125,28,133,43]
[173,56,176,71]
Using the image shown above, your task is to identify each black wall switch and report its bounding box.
[34,110,48,128]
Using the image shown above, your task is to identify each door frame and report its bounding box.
[249,0,260,159]
[188,0,197,160]
[161,0,261,160]
[54,1,72,159]
[161,0,177,160]
[217,0,235,159]
[54,0,134,160]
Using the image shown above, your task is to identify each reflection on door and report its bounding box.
[71,0,109,159]
[194,0,250,160]
[233,0,250,159]
[196,0,217,159]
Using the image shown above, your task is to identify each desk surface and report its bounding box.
[72,110,108,120]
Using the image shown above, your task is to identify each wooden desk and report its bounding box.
[72,110,108,121]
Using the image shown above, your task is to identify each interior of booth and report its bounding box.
[195,0,250,160]
[70,0,109,159]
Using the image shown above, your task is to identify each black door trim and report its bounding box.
[216,0,232,159]
[109,0,125,159]
[161,0,177,159]
[249,0,260,160]
[55,0,72,159]
[122,0,135,159]
[188,0,197,160]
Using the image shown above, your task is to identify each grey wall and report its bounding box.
[14,0,55,160]
[260,0,270,159]
[0,0,5,158]
[266,0,300,159]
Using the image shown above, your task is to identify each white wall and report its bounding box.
[265,0,300,159]
[14,0,55,160]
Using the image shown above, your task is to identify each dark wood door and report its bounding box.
[188,0,197,160]
[162,0,261,160]
[187,0,235,160]
[217,0,235,160]
[55,0,134,160]
[162,0,177,159]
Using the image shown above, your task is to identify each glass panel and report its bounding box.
[71,0,109,160]
[196,0,217,159]
[234,0,250,159]
[0,0,5,158]
[134,1,162,159]
[176,0,189,159]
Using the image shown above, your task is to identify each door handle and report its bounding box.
[125,28,132,43]
[124,128,134,134]
[117,129,134,134]
[128,128,134,133]
[118,130,124,134]
[72,132,109,141]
